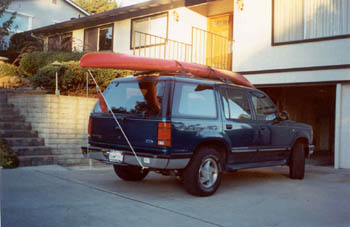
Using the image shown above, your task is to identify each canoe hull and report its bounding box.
[80,52,254,88]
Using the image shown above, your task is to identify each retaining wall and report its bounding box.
[8,93,97,165]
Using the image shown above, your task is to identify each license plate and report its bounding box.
[109,150,124,163]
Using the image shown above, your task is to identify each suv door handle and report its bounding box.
[226,124,232,129]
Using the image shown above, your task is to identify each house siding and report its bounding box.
[232,0,350,72]
[9,0,87,30]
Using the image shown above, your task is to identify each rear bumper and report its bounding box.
[81,146,190,169]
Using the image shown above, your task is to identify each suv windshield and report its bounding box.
[94,80,165,117]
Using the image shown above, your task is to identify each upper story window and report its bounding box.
[48,33,72,52]
[273,0,350,44]
[131,13,168,49]
[84,24,113,52]
[172,83,217,119]
[221,88,251,120]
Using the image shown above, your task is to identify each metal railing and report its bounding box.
[132,28,234,70]
[132,31,192,62]
[191,27,233,70]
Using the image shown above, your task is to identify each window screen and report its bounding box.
[84,27,98,51]
[131,13,167,48]
[273,0,350,43]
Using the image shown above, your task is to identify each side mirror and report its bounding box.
[279,111,289,120]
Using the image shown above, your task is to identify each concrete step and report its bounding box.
[0,115,25,122]
[18,155,58,167]
[0,95,7,103]
[3,137,45,147]
[0,108,20,116]
[13,146,52,156]
[0,103,13,109]
[0,122,31,130]
[0,129,37,138]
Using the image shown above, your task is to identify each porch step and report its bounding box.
[0,129,38,138]
[0,122,32,130]
[0,108,20,115]
[0,103,14,109]
[18,155,57,167]
[13,146,52,156]
[3,137,45,147]
[0,115,25,122]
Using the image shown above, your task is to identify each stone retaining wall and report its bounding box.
[8,93,97,165]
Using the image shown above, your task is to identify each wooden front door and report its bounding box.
[207,14,233,70]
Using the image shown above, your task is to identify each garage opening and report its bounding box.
[260,85,336,166]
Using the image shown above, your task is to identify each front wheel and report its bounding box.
[289,142,305,179]
[183,147,223,196]
[113,165,149,181]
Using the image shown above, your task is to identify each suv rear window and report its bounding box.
[94,80,165,117]
[172,83,217,118]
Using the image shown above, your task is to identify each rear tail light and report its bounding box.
[88,117,92,136]
[157,122,171,147]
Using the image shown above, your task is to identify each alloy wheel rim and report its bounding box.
[198,157,218,188]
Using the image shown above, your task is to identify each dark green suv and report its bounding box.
[82,75,314,196]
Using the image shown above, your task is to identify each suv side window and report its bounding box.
[221,87,252,120]
[251,91,278,121]
[172,83,217,118]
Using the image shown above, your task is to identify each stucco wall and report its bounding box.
[336,83,350,169]
[8,93,97,165]
[232,0,350,72]
[9,0,86,30]
[69,7,207,56]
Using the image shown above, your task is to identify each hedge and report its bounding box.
[0,62,20,78]
[30,61,131,93]
[19,51,86,76]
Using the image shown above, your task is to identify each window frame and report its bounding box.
[129,12,169,50]
[271,0,350,46]
[171,82,218,120]
[83,24,114,52]
[219,86,253,121]
[248,90,279,122]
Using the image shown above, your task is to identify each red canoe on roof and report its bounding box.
[80,52,254,88]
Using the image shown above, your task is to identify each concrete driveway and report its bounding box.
[2,164,350,227]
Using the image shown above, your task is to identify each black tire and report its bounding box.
[289,142,305,179]
[113,165,149,181]
[183,147,223,197]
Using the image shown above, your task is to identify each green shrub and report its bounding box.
[0,139,19,169]
[30,60,131,93]
[19,51,85,76]
[0,62,20,78]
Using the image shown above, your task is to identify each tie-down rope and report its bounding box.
[87,70,146,170]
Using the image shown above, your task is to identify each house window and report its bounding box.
[273,0,350,44]
[48,33,72,52]
[131,13,168,49]
[84,25,113,51]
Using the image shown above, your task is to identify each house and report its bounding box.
[0,0,89,49]
[26,0,350,168]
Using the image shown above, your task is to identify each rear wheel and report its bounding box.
[183,147,223,196]
[113,165,149,181]
[289,142,305,179]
